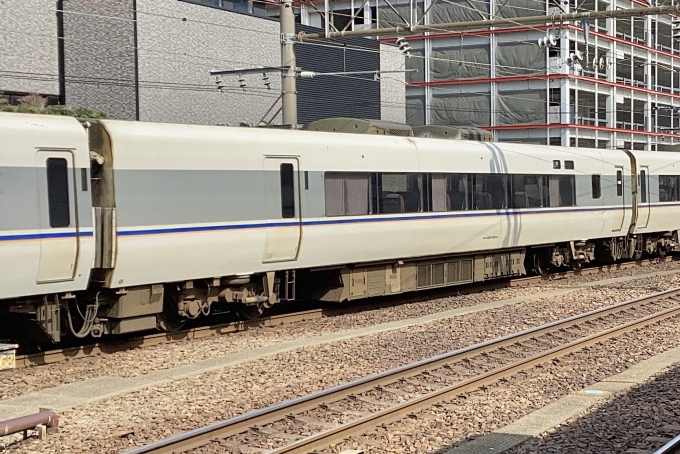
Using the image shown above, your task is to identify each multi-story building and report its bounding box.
[0,0,404,125]
[380,0,680,149]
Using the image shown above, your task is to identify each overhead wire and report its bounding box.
[8,0,680,123]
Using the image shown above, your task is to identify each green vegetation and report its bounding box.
[0,93,107,118]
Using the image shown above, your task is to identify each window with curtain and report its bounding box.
[324,172,370,216]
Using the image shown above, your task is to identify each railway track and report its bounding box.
[657,434,680,454]
[123,285,680,454]
[12,256,675,370]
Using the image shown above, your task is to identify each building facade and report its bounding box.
[380,0,680,149]
[0,0,405,126]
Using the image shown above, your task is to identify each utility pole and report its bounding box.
[280,0,298,128]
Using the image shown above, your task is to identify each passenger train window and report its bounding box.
[511,175,545,208]
[591,175,601,199]
[474,174,507,210]
[548,175,575,207]
[640,170,647,203]
[431,174,471,211]
[659,175,679,202]
[46,157,70,228]
[324,172,370,216]
[565,160,574,170]
[280,163,295,218]
[616,170,623,197]
[378,174,422,214]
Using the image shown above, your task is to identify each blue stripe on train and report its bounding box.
[0,231,94,241]
[117,205,629,236]
[0,201,676,241]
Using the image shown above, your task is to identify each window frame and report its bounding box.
[323,172,371,217]
[279,163,295,219]
[375,172,424,214]
[46,157,71,228]
[659,175,679,202]
[591,174,601,199]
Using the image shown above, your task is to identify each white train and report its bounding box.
[1,112,680,343]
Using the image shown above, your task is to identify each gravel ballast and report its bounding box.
[3,271,680,453]
[2,263,680,402]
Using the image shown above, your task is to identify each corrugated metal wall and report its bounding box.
[296,24,381,125]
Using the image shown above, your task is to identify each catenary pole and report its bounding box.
[280,0,298,128]
[298,4,680,40]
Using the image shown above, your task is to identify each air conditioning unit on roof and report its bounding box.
[412,125,494,141]
[306,118,414,136]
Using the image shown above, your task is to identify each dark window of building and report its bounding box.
[565,160,574,169]
[616,170,623,196]
[46,158,70,228]
[280,163,295,218]
[640,170,647,203]
[592,175,601,199]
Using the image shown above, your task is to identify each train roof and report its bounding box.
[0,112,90,167]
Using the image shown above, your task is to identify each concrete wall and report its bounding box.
[380,43,406,123]
[61,0,138,119]
[0,0,60,96]
[136,0,282,125]
[0,0,404,125]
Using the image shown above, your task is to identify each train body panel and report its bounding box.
[94,120,638,288]
[0,114,94,300]
[629,151,680,235]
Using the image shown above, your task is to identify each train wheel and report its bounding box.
[236,303,264,320]
[157,312,186,332]
[157,284,186,332]
[533,252,548,275]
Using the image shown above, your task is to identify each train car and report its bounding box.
[1,112,678,343]
[0,114,95,341]
[628,151,680,258]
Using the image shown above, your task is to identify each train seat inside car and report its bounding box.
[381,193,405,213]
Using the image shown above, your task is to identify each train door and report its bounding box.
[638,166,650,229]
[262,157,302,263]
[612,166,625,232]
[35,150,79,283]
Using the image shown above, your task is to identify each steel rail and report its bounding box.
[272,302,680,453]
[122,286,680,454]
[13,256,674,369]
[14,309,324,368]
[656,434,680,454]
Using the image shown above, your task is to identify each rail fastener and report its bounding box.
[0,410,59,440]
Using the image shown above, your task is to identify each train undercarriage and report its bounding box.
[2,231,678,344]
